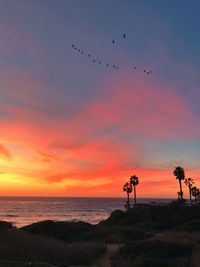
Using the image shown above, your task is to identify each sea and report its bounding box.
[0,197,174,227]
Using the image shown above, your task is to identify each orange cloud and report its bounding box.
[0,66,199,197]
[38,151,58,162]
[0,144,12,161]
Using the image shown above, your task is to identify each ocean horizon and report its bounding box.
[0,196,175,227]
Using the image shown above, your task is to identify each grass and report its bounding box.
[0,227,105,266]
[111,231,200,267]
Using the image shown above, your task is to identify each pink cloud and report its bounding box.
[84,74,200,139]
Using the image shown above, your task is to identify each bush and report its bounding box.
[22,220,92,242]
[0,221,14,231]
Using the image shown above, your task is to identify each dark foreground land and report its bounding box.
[1,202,200,267]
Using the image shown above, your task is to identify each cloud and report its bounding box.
[38,151,58,162]
[0,144,12,160]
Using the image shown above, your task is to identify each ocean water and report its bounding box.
[0,197,173,227]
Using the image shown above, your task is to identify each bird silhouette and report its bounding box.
[123,34,126,39]
[71,41,152,75]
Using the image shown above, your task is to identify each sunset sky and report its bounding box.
[0,0,200,197]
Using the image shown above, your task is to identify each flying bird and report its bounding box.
[81,51,84,54]
[112,40,115,44]
[106,64,109,67]
[93,59,96,63]
[88,54,90,57]
[72,44,74,48]
[123,34,126,39]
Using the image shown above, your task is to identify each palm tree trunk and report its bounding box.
[127,192,130,210]
[189,187,192,205]
[133,185,136,207]
[179,179,183,200]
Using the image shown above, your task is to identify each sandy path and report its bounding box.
[91,244,120,267]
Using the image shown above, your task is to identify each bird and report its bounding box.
[88,54,90,57]
[72,44,74,48]
[74,47,77,50]
[144,69,146,73]
[116,66,119,70]
[134,66,137,70]
[78,49,80,52]
[81,51,84,54]
[112,40,115,44]
[123,34,126,39]
[106,63,109,67]
[93,59,96,63]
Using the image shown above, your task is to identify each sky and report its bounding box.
[0,0,200,197]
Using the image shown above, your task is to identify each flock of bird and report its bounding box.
[72,34,152,75]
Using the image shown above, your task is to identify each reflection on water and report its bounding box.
[0,197,173,227]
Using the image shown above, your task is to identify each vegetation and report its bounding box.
[185,178,194,205]
[173,166,185,201]
[130,175,139,206]
[1,166,200,266]
[123,182,132,210]
[0,223,105,267]
[123,174,139,209]
[111,233,194,267]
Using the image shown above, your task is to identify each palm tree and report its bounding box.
[130,175,139,207]
[191,186,198,204]
[184,178,194,205]
[173,166,185,201]
[123,182,132,210]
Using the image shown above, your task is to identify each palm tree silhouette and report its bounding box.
[191,186,198,204]
[123,182,132,210]
[184,178,194,205]
[130,175,139,207]
[173,166,185,201]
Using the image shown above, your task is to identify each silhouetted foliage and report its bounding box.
[191,186,200,204]
[123,182,132,210]
[185,178,194,205]
[0,221,14,231]
[173,166,185,201]
[112,239,191,267]
[130,175,139,207]
[22,220,92,242]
